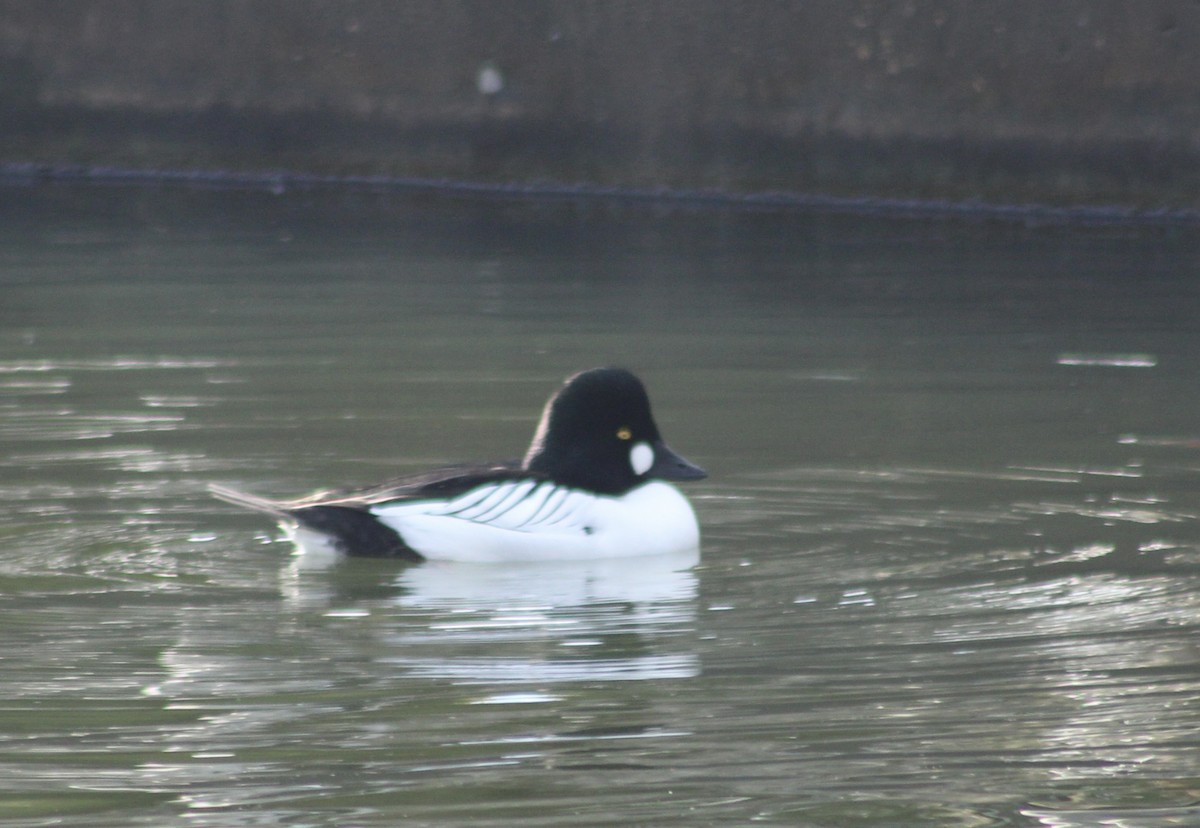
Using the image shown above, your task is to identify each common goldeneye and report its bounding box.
[210,367,706,562]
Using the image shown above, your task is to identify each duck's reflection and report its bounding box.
[280,545,702,684]
[396,547,699,609]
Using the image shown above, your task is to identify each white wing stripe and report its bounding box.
[441,486,498,517]
[446,481,523,519]
[470,480,538,523]
[521,484,568,527]
[509,482,555,528]
[537,489,590,528]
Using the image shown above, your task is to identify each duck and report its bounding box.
[209,367,706,563]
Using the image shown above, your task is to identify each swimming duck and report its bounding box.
[210,367,706,562]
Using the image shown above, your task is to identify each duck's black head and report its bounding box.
[522,367,706,495]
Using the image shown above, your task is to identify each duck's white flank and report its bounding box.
[367,479,699,563]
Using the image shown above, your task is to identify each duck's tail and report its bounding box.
[208,482,422,561]
[208,483,291,517]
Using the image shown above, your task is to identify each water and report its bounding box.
[3,183,1200,827]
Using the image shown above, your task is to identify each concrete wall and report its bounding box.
[2,1,1198,207]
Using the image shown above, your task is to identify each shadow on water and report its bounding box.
[2,182,1200,825]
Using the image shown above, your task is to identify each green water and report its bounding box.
[3,184,1200,826]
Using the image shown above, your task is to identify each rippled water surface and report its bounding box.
[4,185,1200,826]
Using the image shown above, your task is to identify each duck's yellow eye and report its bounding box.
[616,427,632,441]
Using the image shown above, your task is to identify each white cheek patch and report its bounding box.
[630,442,654,476]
